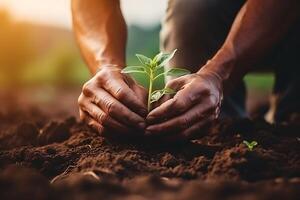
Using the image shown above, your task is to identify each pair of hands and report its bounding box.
[78,64,223,141]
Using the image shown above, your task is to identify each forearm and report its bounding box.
[72,0,127,75]
[201,0,300,92]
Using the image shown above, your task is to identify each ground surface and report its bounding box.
[0,88,299,200]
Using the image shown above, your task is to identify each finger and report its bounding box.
[147,87,196,124]
[179,115,215,139]
[165,76,187,91]
[151,77,186,109]
[131,84,148,110]
[147,78,218,124]
[145,103,214,135]
[79,108,85,122]
[104,78,147,117]
[151,94,172,111]
[81,101,133,134]
[92,89,146,129]
[79,110,105,135]
[164,115,214,142]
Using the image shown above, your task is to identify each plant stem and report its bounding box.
[148,70,153,111]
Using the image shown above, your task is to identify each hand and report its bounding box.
[78,65,148,136]
[145,70,223,141]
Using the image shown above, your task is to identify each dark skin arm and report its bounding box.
[146,0,300,140]
[72,0,147,135]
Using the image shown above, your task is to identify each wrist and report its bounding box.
[199,47,237,80]
[94,59,125,75]
[197,47,240,93]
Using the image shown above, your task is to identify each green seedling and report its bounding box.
[243,140,258,151]
[122,49,190,111]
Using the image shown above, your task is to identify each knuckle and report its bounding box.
[200,84,210,95]
[96,67,108,77]
[186,93,197,105]
[179,117,189,129]
[95,69,111,85]
[115,87,126,100]
[166,79,178,89]
[106,101,116,115]
[94,112,106,124]
[174,99,186,112]
[100,113,109,124]
[82,82,94,97]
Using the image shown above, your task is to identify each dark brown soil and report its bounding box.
[0,89,299,200]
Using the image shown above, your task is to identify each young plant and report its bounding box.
[121,49,190,111]
[243,140,258,151]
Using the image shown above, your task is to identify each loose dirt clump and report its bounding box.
[0,106,299,200]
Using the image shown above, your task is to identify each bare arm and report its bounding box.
[72,0,127,74]
[72,0,147,136]
[204,0,300,91]
[146,0,300,140]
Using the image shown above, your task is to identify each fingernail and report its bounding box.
[138,122,146,129]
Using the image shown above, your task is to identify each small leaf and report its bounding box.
[121,66,146,74]
[150,88,176,103]
[150,90,164,103]
[155,49,177,68]
[136,54,152,67]
[165,68,190,77]
[153,52,163,63]
[243,140,250,146]
[243,140,258,151]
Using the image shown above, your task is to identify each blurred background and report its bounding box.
[0,0,274,117]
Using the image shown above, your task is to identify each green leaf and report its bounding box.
[136,54,152,67]
[250,141,258,146]
[165,68,190,77]
[150,90,164,103]
[243,140,250,146]
[155,49,177,69]
[243,140,258,151]
[121,66,146,74]
[150,87,176,103]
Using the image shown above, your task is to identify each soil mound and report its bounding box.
[0,109,299,200]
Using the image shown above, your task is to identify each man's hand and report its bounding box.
[78,65,148,135]
[145,71,223,141]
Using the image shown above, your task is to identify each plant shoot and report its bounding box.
[121,49,190,111]
[243,140,258,151]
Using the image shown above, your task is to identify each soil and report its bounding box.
[0,88,299,200]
